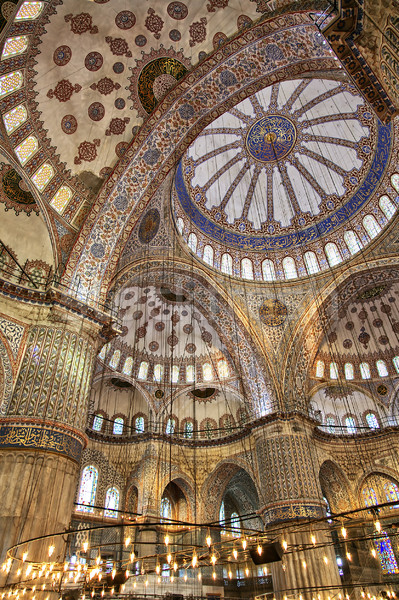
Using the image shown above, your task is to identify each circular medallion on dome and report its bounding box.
[246,115,296,163]
[259,299,287,327]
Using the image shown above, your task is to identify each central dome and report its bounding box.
[246,115,297,163]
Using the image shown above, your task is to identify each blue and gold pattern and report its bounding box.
[0,423,84,462]
[259,299,287,327]
[246,115,296,163]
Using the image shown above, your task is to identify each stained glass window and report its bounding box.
[363,215,381,239]
[177,217,184,234]
[3,104,27,134]
[188,232,197,252]
[362,486,378,507]
[138,361,148,380]
[104,487,119,518]
[283,256,297,279]
[184,420,194,439]
[203,362,213,381]
[231,512,240,537]
[393,356,399,374]
[135,416,144,433]
[205,419,214,439]
[32,163,54,192]
[109,350,121,369]
[218,359,229,379]
[344,363,354,380]
[154,364,163,382]
[186,364,195,383]
[77,465,98,513]
[374,533,399,574]
[391,174,399,193]
[325,243,342,267]
[203,244,214,266]
[241,258,254,280]
[262,259,276,281]
[92,414,103,432]
[383,482,399,508]
[171,365,179,383]
[344,230,363,255]
[166,418,175,434]
[376,359,389,377]
[360,362,371,379]
[0,71,23,98]
[316,360,324,378]
[379,195,396,220]
[113,417,123,435]
[50,185,72,214]
[326,416,336,434]
[15,135,38,165]
[345,416,356,434]
[98,343,110,360]
[2,36,29,59]
[15,2,44,20]
[304,251,319,275]
[161,496,172,521]
[122,357,133,376]
[330,362,338,379]
[219,500,226,532]
[365,412,379,429]
[221,253,233,275]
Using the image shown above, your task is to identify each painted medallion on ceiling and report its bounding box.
[0,164,38,216]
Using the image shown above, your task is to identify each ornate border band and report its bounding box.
[0,423,85,462]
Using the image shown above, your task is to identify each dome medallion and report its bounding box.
[246,115,296,163]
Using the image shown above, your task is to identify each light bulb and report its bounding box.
[257,545,262,555]
[375,521,381,533]
[346,552,352,561]
[125,537,131,548]
[192,554,197,568]
[184,574,187,582]
[130,552,135,562]
[22,553,27,563]
[111,569,116,579]
[206,535,212,547]
[242,539,247,550]
[282,540,288,551]
[83,542,88,553]
[125,569,130,578]
[263,567,268,575]
[311,534,316,545]
[341,526,347,538]
[133,582,136,589]
[233,549,238,560]
[110,588,114,595]
[167,553,172,564]
[164,535,169,546]
[96,555,100,565]
[101,590,104,597]
[302,561,307,569]
[323,556,328,564]
[245,568,249,577]
[212,571,216,580]
[145,580,148,587]
[371,548,377,558]
[198,572,201,581]
[228,570,232,579]
[173,562,177,572]
[48,545,54,558]
[157,577,161,584]
[211,554,217,565]
[156,564,160,575]
[170,575,174,583]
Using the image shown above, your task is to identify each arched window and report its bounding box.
[221,253,233,275]
[166,418,175,434]
[376,359,389,377]
[217,359,229,379]
[363,215,381,239]
[282,256,297,279]
[188,232,197,252]
[135,416,145,433]
[122,357,133,376]
[219,500,226,532]
[241,258,254,280]
[50,185,72,214]
[0,71,23,98]
[393,356,399,374]
[160,496,172,522]
[98,343,110,361]
[330,362,338,379]
[345,416,357,434]
[383,482,399,508]
[344,363,354,380]
[2,36,29,59]
[203,245,214,266]
[184,420,194,439]
[344,230,363,255]
[379,195,396,220]
[326,416,336,434]
[138,361,148,380]
[325,243,342,267]
[365,412,380,429]
[374,533,399,574]
[113,417,124,435]
[203,362,213,382]
[186,364,195,383]
[3,104,27,134]
[154,364,163,382]
[32,163,55,192]
[176,217,184,234]
[262,259,276,281]
[360,362,371,379]
[77,466,98,513]
[104,487,119,518]
[15,135,38,165]
[362,485,378,507]
[92,414,103,432]
[171,365,179,383]
[109,350,121,369]
[316,360,324,378]
[304,251,320,275]
[391,174,399,193]
[230,512,240,537]
[15,2,44,20]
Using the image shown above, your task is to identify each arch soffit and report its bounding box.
[0,336,14,416]
[62,13,338,302]
[158,472,196,518]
